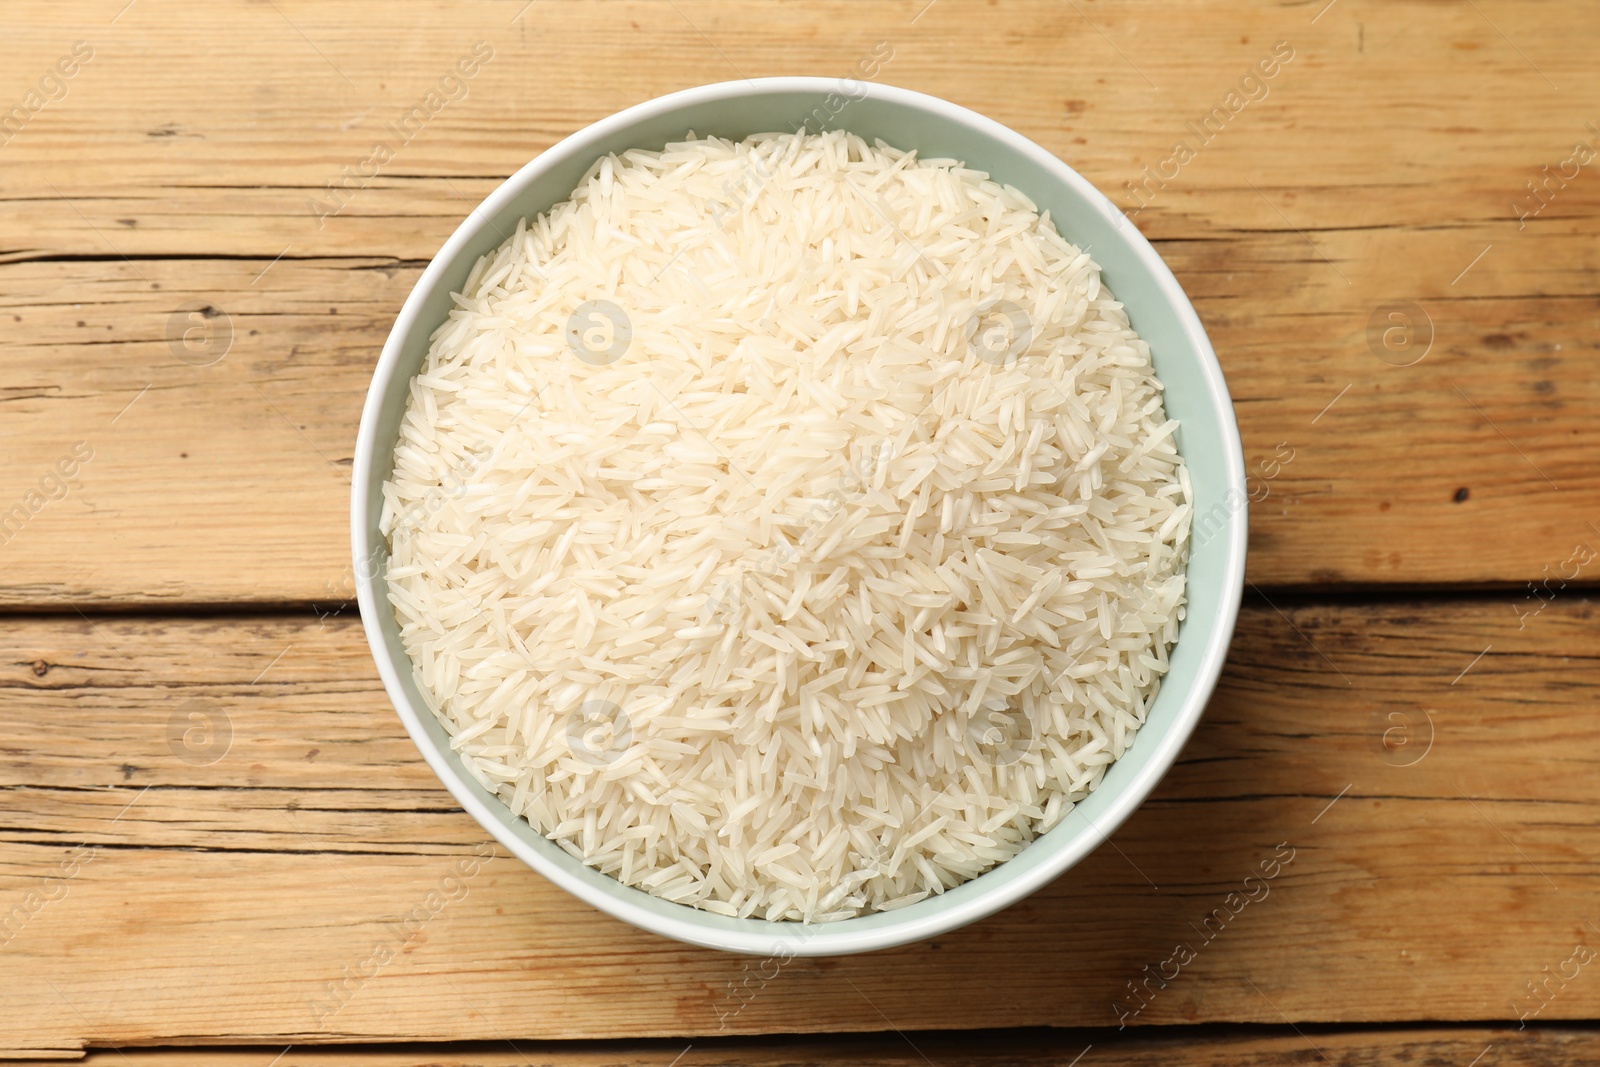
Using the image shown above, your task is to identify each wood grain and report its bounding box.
[2,1,1599,601]
[3,599,1596,1054]
[5,0,1599,1057]
[5,1028,1596,1067]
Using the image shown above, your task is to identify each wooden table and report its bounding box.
[4,0,1597,1062]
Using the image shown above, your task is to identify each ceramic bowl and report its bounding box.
[352,77,1247,956]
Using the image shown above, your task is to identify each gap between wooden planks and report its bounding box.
[0,1027,1594,1066]
[1,0,1598,602]
[1,598,1595,1053]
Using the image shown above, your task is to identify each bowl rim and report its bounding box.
[352,76,1248,956]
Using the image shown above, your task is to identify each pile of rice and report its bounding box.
[383,129,1190,922]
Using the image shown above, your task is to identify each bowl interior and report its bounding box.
[354,79,1245,956]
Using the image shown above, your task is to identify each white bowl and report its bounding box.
[352,78,1247,956]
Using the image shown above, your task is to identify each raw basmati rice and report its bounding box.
[383,129,1190,922]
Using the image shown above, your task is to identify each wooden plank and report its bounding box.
[2,599,1597,1053]
[5,1028,1597,1067]
[2,1,1599,599]
[2,1,1595,259]
[0,259,405,608]
[4,250,1598,605]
